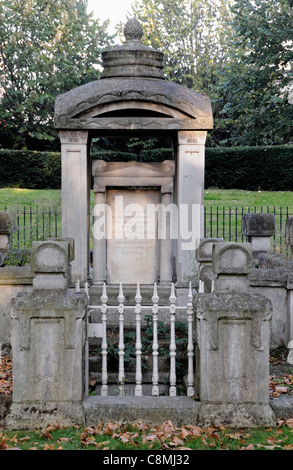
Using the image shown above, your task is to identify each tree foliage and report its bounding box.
[131,0,233,90]
[130,0,293,146]
[0,0,112,149]
[218,0,293,146]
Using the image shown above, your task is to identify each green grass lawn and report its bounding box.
[204,189,293,208]
[0,187,292,209]
[1,419,293,450]
[0,188,292,253]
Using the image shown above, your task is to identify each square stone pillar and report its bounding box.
[194,242,275,427]
[176,131,207,287]
[60,130,90,285]
[6,240,88,429]
[92,188,106,285]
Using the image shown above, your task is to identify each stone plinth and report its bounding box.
[194,242,275,427]
[242,213,275,254]
[6,240,88,429]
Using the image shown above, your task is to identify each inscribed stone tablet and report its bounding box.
[106,189,159,284]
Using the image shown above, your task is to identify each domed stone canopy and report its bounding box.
[54,18,213,133]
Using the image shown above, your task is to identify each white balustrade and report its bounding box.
[85,282,194,398]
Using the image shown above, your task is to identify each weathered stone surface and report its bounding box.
[242,213,275,237]
[106,189,159,284]
[54,19,213,132]
[101,18,164,80]
[83,396,200,428]
[195,238,224,262]
[30,239,73,290]
[212,242,252,275]
[7,289,87,429]
[31,240,70,274]
[194,291,273,427]
[0,212,12,234]
[285,217,293,246]
[198,403,275,428]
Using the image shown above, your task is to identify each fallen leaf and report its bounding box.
[241,443,255,450]
[0,437,7,450]
[275,386,288,394]
[43,444,55,450]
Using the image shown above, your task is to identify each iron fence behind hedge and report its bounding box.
[1,204,293,256]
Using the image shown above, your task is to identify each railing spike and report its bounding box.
[118,282,125,303]
[135,282,142,303]
[169,282,176,303]
[101,282,108,303]
[188,281,192,300]
[152,282,159,304]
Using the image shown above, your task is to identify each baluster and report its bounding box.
[118,283,125,396]
[101,283,108,396]
[152,283,159,396]
[84,282,90,299]
[75,279,80,293]
[187,282,194,396]
[169,283,177,396]
[135,283,142,396]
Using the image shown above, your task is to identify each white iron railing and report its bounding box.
[84,282,194,398]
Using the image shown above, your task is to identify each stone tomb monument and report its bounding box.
[92,159,175,286]
[54,18,213,290]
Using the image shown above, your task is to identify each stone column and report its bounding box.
[92,187,106,285]
[176,131,206,287]
[159,186,173,285]
[60,130,90,285]
[6,240,88,429]
[194,242,275,427]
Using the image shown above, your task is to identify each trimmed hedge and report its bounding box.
[0,150,61,189]
[205,145,293,191]
[0,145,292,191]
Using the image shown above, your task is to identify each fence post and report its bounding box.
[194,242,275,427]
[152,283,159,396]
[101,283,108,396]
[118,283,125,396]
[187,282,194,396]
[135,283,143,396]
[169,283,177,396]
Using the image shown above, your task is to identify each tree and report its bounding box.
[0,0,112,149]
[129,0,234,145]
[217,0,293,146]
[129,0,293,146]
